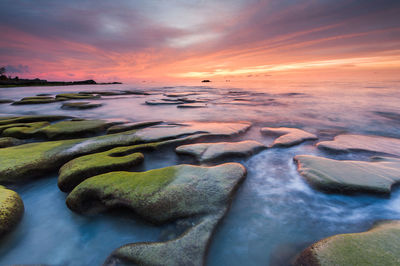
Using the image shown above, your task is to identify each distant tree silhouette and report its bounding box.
[0,67,5,75]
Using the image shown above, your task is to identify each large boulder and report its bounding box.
[58,152,144,192]
[176,140,266,162]
[66,163,246,265]
[294,220,400,266]
[261,127,317,147]
[0,186,24,237]
[317,134,400,156]
[294,155,400,194]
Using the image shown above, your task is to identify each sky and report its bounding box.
[1,0,400,82]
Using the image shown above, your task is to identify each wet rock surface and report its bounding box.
[317,134,400,156]
[294,155,400,194]
[61,102,103,109]
[0,186,24,238]
[294,220,400,266]
[176,140,266,162]
[261,127,317,147]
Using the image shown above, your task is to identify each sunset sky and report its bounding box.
[1,0,400,82]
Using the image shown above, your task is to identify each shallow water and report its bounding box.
[0,79,400,265]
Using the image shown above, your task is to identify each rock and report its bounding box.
[120,90,151,95]
[201,80,211,82]
[145,100,184,105]
[36,93,52,96]
[164,92,198,97]
[105,212,224,266]
[294,220,400,266]
[12,96,62,105]
[176,140,266,162]
[0,115,71,126]
[58,152,144,192]
[294,155,400,194]
[38,119,113,139]
[2,121,50,138]
[0,99,13,104]
[67,163,246,266]
[56,93,100,100]
[107,121,163,134]
[0,121,250,183]
[177,103,208,108]
[0,137,22,148]
[317,134,400,156]
[61,102,103,109]
[261,127,318,147]
[0,186,24,237]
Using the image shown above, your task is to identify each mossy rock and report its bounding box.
[37,120,112,139]
[0,121,249,183]
[58,152,144,192]
[0,137,22,148]
[0,186,24,238]
[12,96,63,105]
[66,163,247,223]
[0,115,71,126]
[294,220,400,266]
[2,121,50,139]
[106,121,163,134]
[56,93,100,99]
[61,102,103,110]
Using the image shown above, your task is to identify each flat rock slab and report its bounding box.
[58,152,144,192]
[0,186,24,237]
[0,121,250,183]
[294,220,400,266]
[107,121,163,134]
[0,137,22,148]
[294,155,400,194]
[317,134,400,156]
[177,103,208,108]
[261,127,317,147]
[145,100,184,105]
[61,102,103,109]
[176,140,266,162]
[0,115,70,126]
[66,163,246,266]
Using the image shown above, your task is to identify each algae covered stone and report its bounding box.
[0,115,70,126]
[56,93,100,99]
[61,102,103,110]
[2,121,50,138]
[294,155,400,194]
[67,163,246,266]
[106,120,163,134]
[0,186,24,237]
[294,220,400,266]
[317,134,400,156]
[0,137,22,148]
[261,127,317,147]
[176,140,266,162]
[58,152,144,192]
[66,163,246,222]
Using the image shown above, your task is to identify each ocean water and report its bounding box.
[0,79,399,265]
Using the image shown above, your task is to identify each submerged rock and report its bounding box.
[56,93,100,100]
[0,121,250,183]
[0,115,70,126]
[176,140,266,162]
[294,220,400,266]
[177,103,208,108]
[145,100,184,105]
[61,102,103,109]
[317,134,400,157]
[2,121,50,138]
[106,121,163,134]
[67,163,246,265]
[58,152,144,192]
[294,155,400,194]
[12,96,63,105]
[261,127,317,147]
[0,99,13,104]
[164,92,198,97]
[38,120,113,139]
[0,137,22,148]
[0,186,24,237]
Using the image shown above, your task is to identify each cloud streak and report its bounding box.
[0,0,399,81]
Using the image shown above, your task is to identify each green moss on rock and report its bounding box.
[0,186,24,237]
[0,137,22,148]
[2,121,50,138]
[294,220,400,266]
[38,119,111,139]
[61,102,103,110]
[0,115,71,126]
[58,152,144,192]
[11,96,62,105]
[56,93,100,99]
